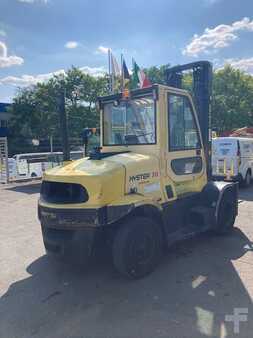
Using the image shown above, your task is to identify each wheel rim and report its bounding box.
[127,232,156,277]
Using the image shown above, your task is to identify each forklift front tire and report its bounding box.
[214,192,236,235]
[112,216,162,279]
[242,170,252,188]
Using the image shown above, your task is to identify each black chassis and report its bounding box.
[38,180,238,261]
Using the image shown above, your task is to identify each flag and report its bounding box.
[108,49,120,93]
[111,52,121,92]
[139,69,151,88]
[132,59,151,89]
[122,58,130,90]
[111,53,120,77]
[132,59,140,88]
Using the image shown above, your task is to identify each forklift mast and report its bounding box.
[165,61,212,179]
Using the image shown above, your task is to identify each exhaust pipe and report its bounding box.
[58,89,70,162]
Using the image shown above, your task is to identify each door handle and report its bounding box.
[196,149,201,156]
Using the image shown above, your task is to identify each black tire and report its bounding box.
[214,192,236,235]
[112,216,162,279]
[238,174,244,188]
[242,170,251,188]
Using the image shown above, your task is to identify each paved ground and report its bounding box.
[0,181,253,338]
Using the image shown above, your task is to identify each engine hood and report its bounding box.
[43,157,124,207]
[42,151,160,207]
[106,152,161,195]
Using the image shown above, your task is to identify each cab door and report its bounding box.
[166,92,206,198]
[17,157,29,177]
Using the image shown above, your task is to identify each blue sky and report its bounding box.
[0,0,253,102]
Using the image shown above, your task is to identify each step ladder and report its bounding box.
[215,158,235,180]
[0,137,9,183]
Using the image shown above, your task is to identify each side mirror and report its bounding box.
[81,128,93,144]
[81,128,100,156]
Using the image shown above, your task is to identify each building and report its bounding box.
[221,127,253,138]
[0,103,11,137]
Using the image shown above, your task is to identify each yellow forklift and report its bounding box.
[38,61,238,279]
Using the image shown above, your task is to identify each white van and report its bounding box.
[12,151,84,179]
[212,137,253,186]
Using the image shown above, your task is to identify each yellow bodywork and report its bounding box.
[39,84,207,216]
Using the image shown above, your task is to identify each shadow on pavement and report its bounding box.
[239,184,253,202]
[5,182,41,195]
[0,228,252,338]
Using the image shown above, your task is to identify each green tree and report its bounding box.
[8,82,59,154]
[8,67,108,154]
[144,64,170,85]
[212,65,253,133]
[8,63,253,155]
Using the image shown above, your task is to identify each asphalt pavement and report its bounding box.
[0,181,253,338]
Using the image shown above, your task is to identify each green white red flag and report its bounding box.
[132,59,151,89]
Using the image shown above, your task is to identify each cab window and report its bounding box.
[168,94,201,151]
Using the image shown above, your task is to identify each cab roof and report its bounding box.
[98,83,189,104]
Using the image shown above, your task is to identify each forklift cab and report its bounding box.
[99,84,207,200]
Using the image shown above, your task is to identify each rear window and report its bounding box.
[212,140,237,157]
[41,181,89,204]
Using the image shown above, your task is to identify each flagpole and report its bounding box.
[111,52,115,94]
[121,54,127,136]
[108,49,112,93]
[121,53,123,93]
[132,57,135,88]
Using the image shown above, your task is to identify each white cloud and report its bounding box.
[0,30,6,37]
[0,55,24,68]
[96,46,109,54]
[223,58,253,74]
[0,66,106,87]
[79,66,106,77]
[65,41,79,49]
[0,41,7,57]
[17,0,48,4]
[183,17,253,57]
[0,41,24,68]
[0,70,65,87]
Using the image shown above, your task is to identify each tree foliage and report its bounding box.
[8,67,108,153]
[144,64,253,133]
[8,63,253,154]
[143,64,170,85]
[212,65,253,133]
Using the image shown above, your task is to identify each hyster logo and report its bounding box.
[129,173,150,182]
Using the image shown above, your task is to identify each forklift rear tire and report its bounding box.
[242,170,251,188]
[214,192,236,235]
[112,216,162,279]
